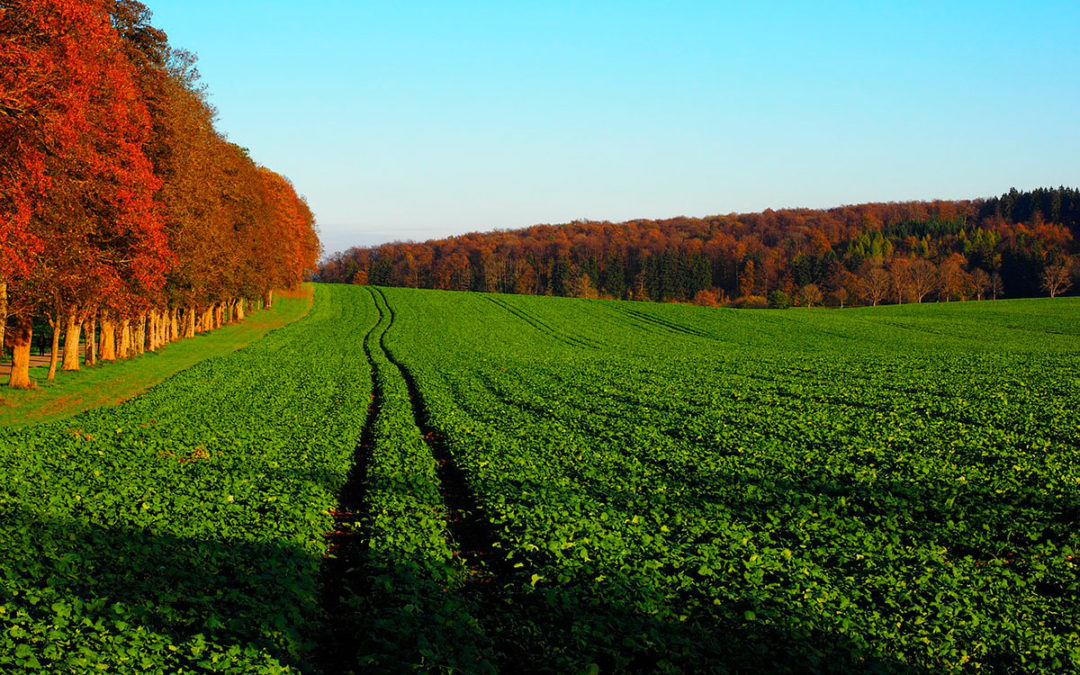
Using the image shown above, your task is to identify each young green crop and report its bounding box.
[346,287,493,672]
[2,285,1078,673]
[377,289,1080,673]
[0,285,374,672]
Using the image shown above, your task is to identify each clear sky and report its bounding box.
[148,1,1080,255]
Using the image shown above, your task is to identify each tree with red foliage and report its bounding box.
[1,0,320,388]
[324,188,1079,309]
[2,0,166,387]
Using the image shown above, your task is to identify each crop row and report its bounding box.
[377,288,1080,673]
[342,287,494,672]
[0,285,373,672]
[3,284,1076,672]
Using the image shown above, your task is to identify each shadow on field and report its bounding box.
[0,499,936,674]
[339,549,928,674]
[0,505,318,671]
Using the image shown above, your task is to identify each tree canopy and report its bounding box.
[1,0,320,387]
[320,188,1079,306]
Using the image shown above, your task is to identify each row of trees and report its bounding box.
[0,0,320,388]
[319,188,1078,307]
[764,255,1073,311]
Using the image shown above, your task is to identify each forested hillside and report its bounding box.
[0,0,320,388]
[319,187,1079,307]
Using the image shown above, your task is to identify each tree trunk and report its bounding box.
[100,313,116,361]
[146,312,157,352]
[85,315,97,366]
[118,319,131,359]
[236,298,245,321]
[62,311,81,371]
[263,289,273,309]
[185,307,196,338]
[0,280,7,358]
[46,313,60,381]
[171,308,179,341]
[7,316,32,389]
[134,315,144,355]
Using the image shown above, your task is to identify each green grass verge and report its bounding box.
[0,286,313,428]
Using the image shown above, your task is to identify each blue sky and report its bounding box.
[149,1,1080,255]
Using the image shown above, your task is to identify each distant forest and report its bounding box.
[318,187,1079,307]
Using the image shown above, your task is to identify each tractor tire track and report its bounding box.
[614,304,721,341]
[486,295,599,349]
[374,288,511,585]
[313,291,387,674]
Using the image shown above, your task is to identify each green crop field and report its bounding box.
[1,285,1078,673]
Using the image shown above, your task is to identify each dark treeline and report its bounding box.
[319,187,1078,308]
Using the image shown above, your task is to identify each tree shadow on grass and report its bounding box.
[5,467,1071,673]
[337,550,928,674]
[0,505,320,672]
[0,502,938,675]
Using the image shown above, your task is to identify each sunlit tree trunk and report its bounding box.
[100,313,116,361]
[85,315,97,366]
[263,289,273,309]
[146,311,157,352]
[62,311,82,371]
[7,316,32,389]
[46,313,61,381]
[134,314,146,356]
[236,298,245,321]
[118,319,131,359]
[185,307,196,338]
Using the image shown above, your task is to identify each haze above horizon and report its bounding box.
[149,0,1080,255]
